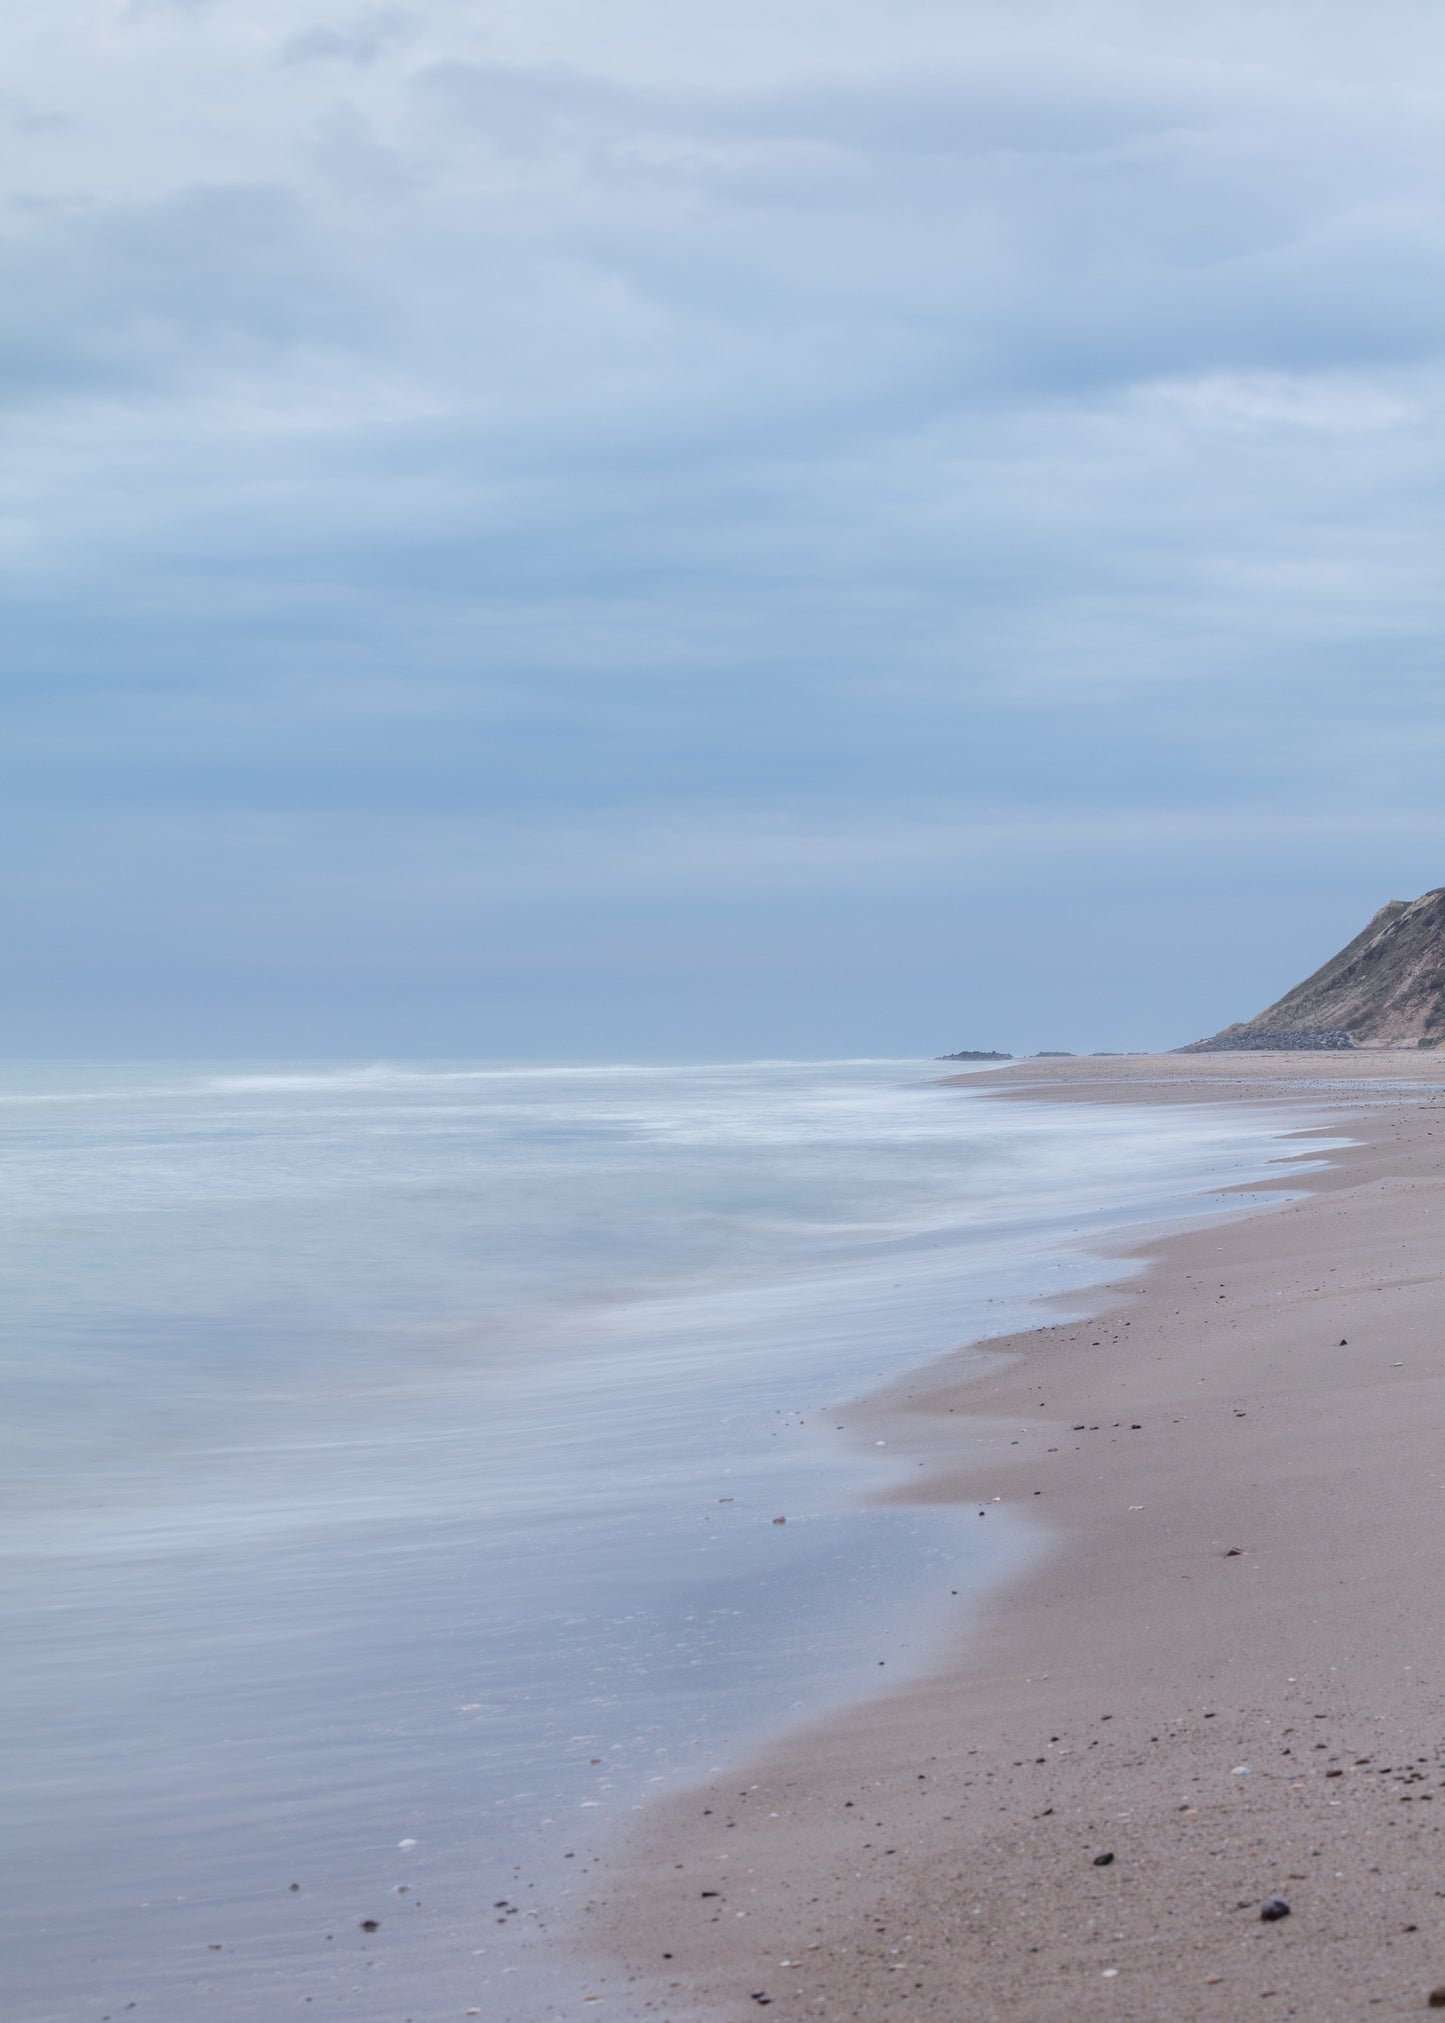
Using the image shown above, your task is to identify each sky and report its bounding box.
[6,0,1445,1057]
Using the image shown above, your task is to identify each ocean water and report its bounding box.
[0,1059,1330,2021]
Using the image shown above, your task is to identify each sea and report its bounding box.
[0,1058,1332,2022]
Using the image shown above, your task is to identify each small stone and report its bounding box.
[1093,1852,1115,1867]
[1428,1988,1445,2008]
[359,1919,380,1932]
[1259,1898,1290,1922]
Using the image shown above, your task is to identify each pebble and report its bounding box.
[1093,1852,1115,1867]
[1428,1989,1445,2009]
[1259,1899,1290,1922]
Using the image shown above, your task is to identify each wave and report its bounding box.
[198,1057,938,1095]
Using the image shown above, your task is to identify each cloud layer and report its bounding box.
[7,0,1445,1051]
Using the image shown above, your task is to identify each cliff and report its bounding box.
[1180,888,1445,1051]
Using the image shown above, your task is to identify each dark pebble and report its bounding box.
[1428,1989,1445,2009]
[1093,1852,1115,1867]
[360,1919,380,1932]
[1259,1899,1290,1922]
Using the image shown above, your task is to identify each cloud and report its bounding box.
[280,9,420,69]
[1134,371,1413,433]
[8,1,1445,1046]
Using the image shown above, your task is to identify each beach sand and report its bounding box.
[584,1053,1445,2020]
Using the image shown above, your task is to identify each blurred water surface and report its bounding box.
[0,1058,1324,2020]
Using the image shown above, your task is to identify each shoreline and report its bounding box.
[585,1054,1445,2020]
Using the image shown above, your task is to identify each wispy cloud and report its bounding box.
[281,9,420,68]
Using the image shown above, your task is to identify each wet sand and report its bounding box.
[586,1053,1445,2020]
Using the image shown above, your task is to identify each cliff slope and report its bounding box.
[1182,888,1445,1050]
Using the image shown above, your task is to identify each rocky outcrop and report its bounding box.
[1179,1028,1355,1054]
[1179,888,1445,1051]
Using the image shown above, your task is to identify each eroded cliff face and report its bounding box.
[1182,889,1445,1051]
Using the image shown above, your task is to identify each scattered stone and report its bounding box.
[1093,1852,1115,1867]
[1428,1988,1445,2008]
[1259,1899,1290,1922]
[1225,1548,1243,1557]
[359,1919,380,1932]
[772,1516,786,1525]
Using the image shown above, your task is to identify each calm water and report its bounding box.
[0,1060,1327,2021]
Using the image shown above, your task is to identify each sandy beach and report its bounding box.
[587,1053,1445,2020]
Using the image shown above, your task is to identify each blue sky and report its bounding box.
[6,0,1445,1055]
